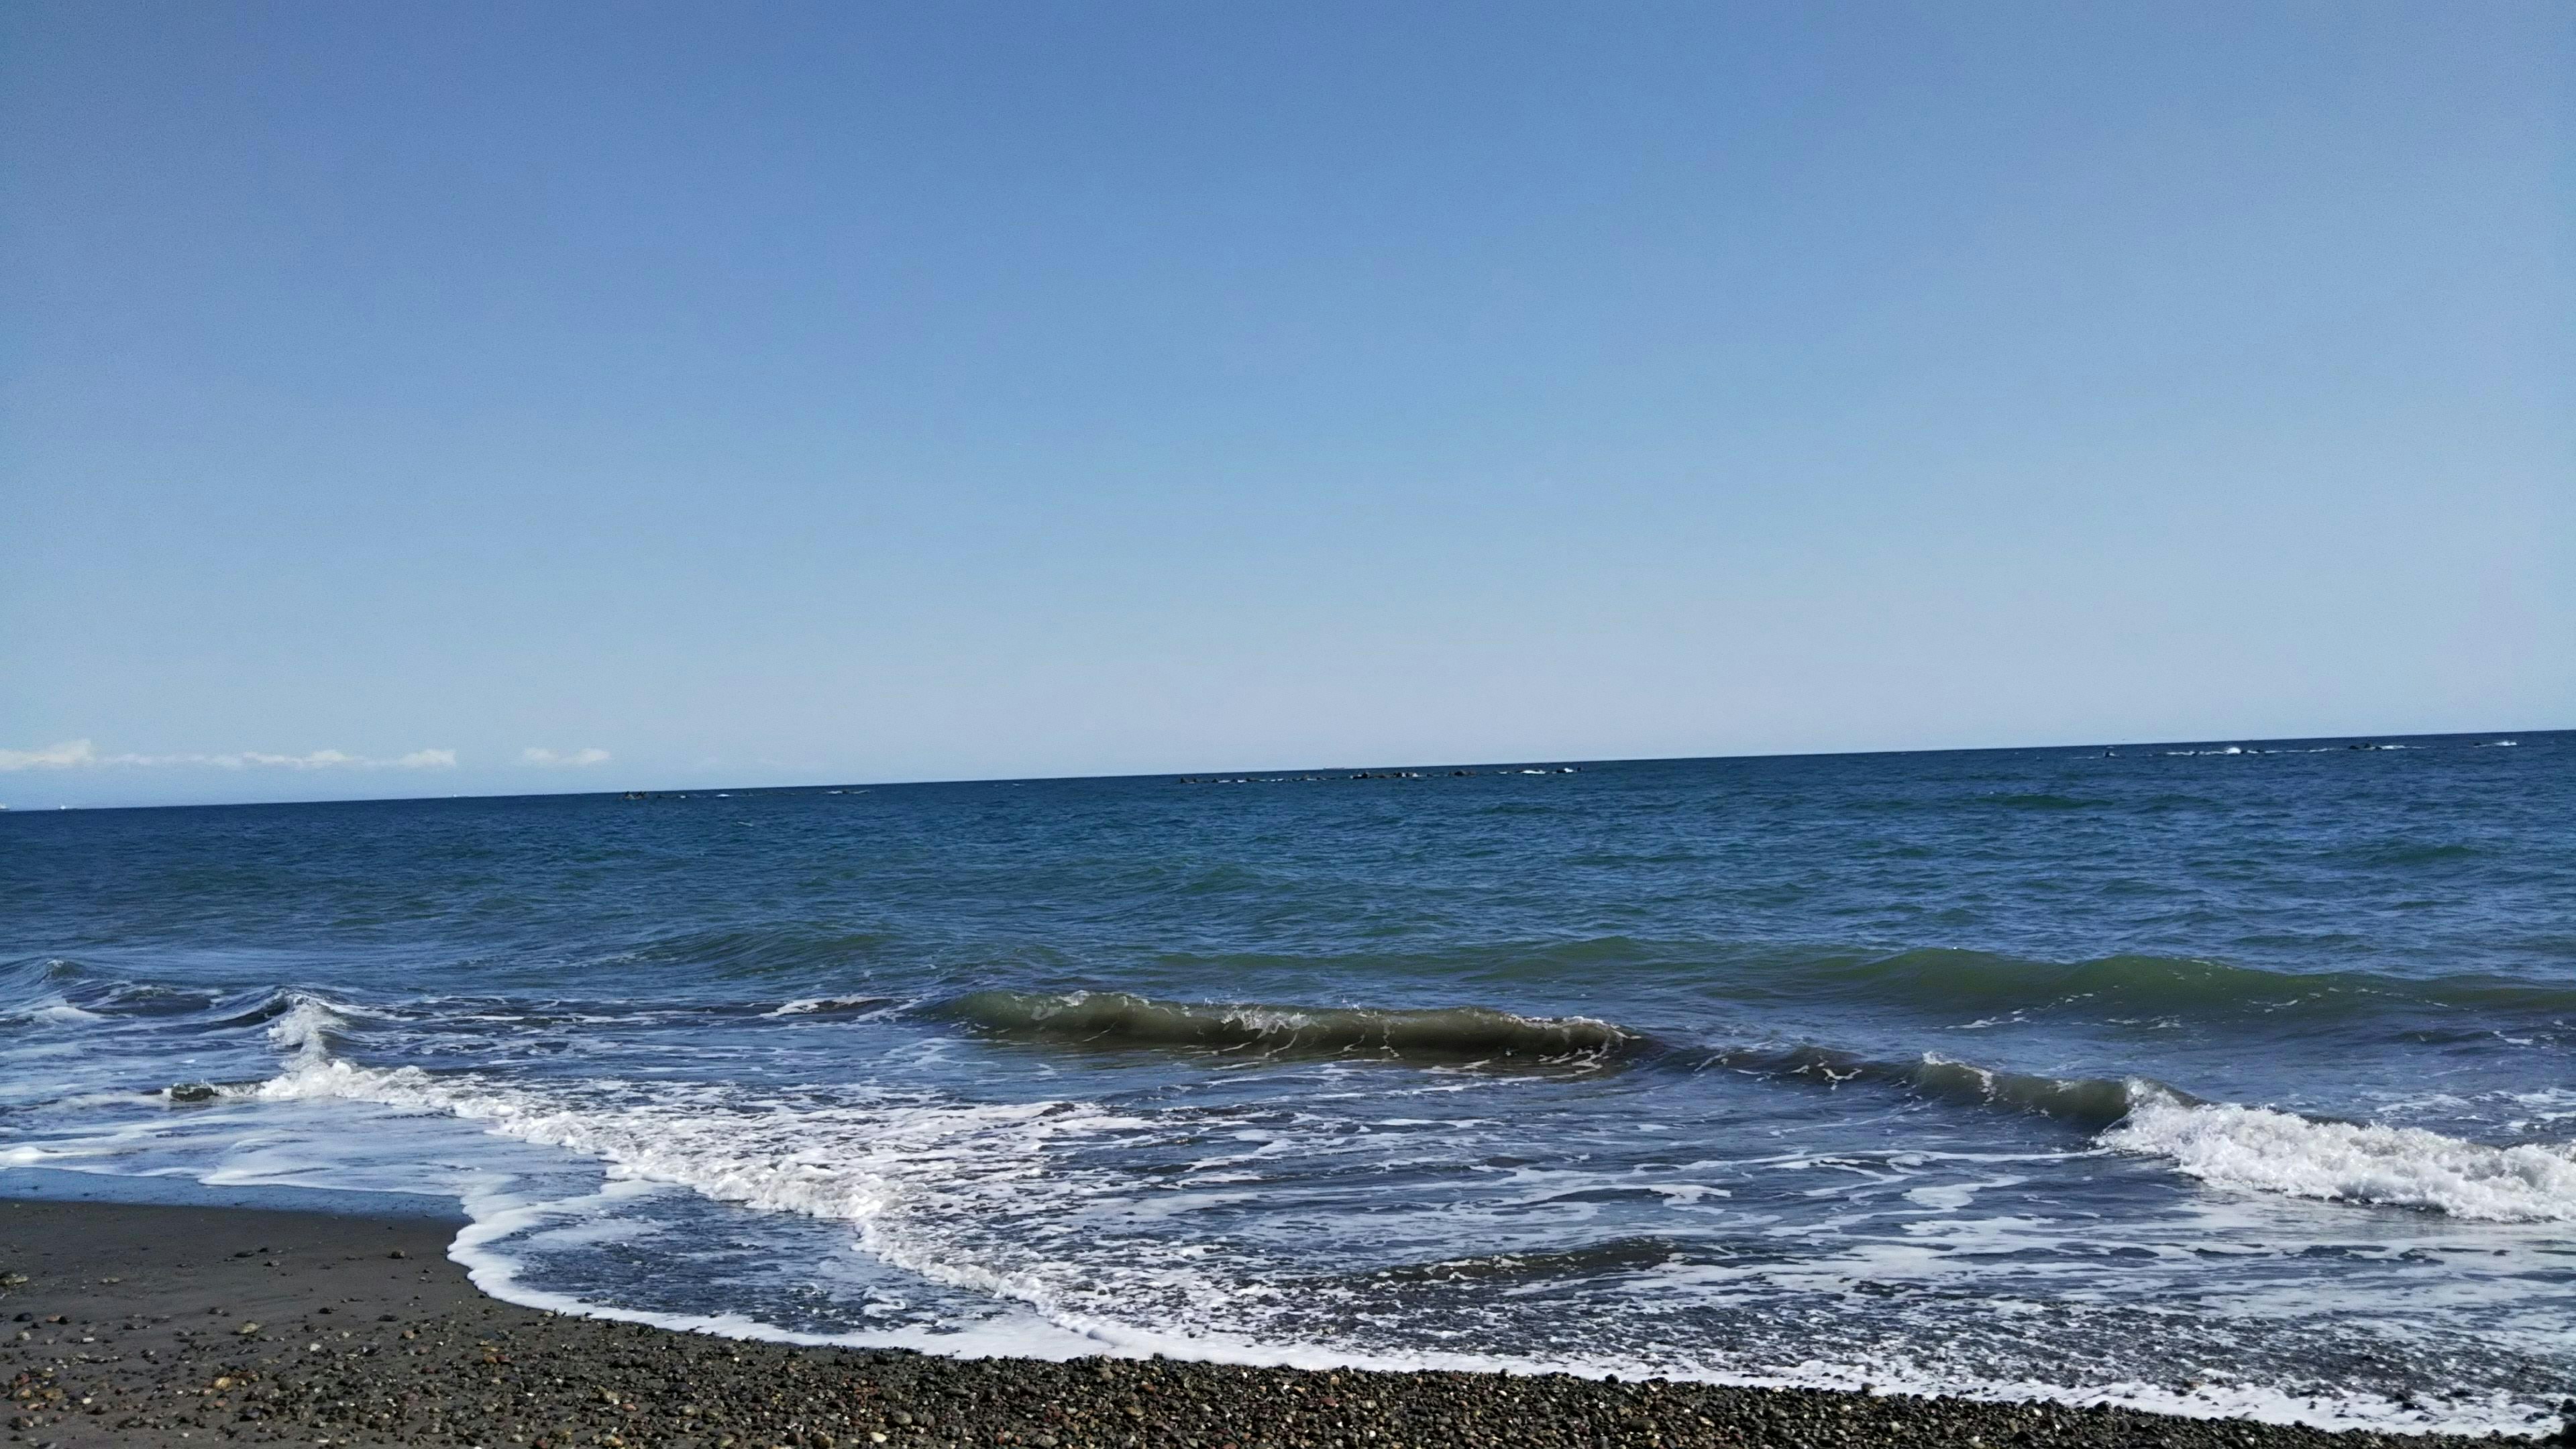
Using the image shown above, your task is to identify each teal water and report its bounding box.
[3,733,2570,1434]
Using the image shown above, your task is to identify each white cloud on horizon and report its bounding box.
[0,740,100,770]
[520,747,612,767]
[0,739,458,771]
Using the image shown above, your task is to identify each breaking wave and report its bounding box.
[935,989,1646,1065]
[30,973,2576,1230]
[244,1042,1183,1348]
[1788,949,2576,1018]
[765,995,900,1018]
[1717,1044,2576,1220]
[2102,1095,2576,1222]
[1702,1044,2182,1131]
[934,991,2164,1130]
[1005,944,2576,1026]
[927,989,2576,1220]
[21,942,2565,1038]
[265,991,358,1065]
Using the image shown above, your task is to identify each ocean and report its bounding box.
[3,733,2569,1436]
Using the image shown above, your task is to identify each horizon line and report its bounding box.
[2,724,2555,816]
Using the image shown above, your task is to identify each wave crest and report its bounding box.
[936,990,1645,1065]
[1701,1044,2178,1130]
[2101,1095,2576,1222]
[264,992,354,1066]
[1807,949,2576,1018]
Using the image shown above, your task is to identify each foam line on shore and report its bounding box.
[196,1001,2566,1429]
[7,1195,2549,1446]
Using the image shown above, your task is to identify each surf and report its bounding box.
[933,989,1646,1065]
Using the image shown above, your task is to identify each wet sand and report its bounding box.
[0,1197,2529,1449]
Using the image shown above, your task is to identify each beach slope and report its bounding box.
[0,1199,2529,1449]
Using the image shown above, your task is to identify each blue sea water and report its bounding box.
[3,734,2571,1435]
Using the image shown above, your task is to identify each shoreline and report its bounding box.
[2,1197,2537,1449]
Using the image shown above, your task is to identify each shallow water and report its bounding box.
[3,734,2570,1435]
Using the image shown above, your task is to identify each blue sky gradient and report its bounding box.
[4,1,2569,806]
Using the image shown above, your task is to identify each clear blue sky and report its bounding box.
[3,1,2569,807]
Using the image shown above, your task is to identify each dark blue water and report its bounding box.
[3,734,2570,1434]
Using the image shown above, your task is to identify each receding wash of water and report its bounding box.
[3,735,2569,1436]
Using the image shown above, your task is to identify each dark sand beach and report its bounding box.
[3,1199,2535,1449]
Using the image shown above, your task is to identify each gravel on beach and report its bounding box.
[3,1198,2555,1449]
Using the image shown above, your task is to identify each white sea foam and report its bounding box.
[2102,1094,2576,1222]
[207,1027,2575,1438]
[252,1049,1213,1346]
[438,1177,1114,1360]
[765,996,896,1018]
[265,994,355,1065]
